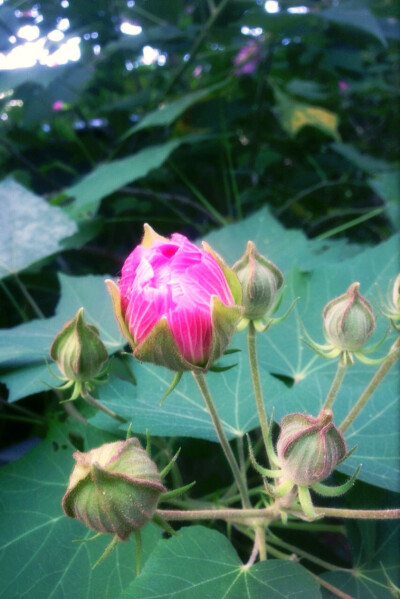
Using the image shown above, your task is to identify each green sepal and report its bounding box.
[152,513,178,536]
[160,372,183,405]
[160,481,196,502]
[159,448,181,479]
[207,295,242,370]
[247,434,281,479]
[209,362,238,373]
[311,465,361,497]
[91,534,119,570]
[134,317,193,372]
[298,485,319,520]
[264,478,293,498]
[134,530,142,576]
[105,279,136,348]
[202,241,242,305]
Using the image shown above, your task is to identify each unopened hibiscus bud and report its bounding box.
[277,410,346,486]
[62,438,166,540]
[233,241,283,320]
[106,225,242,372]
[323,282,375,352]
[50,308,108,383]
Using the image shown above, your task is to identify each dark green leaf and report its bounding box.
[120,526,322,599]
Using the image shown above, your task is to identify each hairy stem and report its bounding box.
[193,372,251,508]
[322,360,347,411]
[157,506,400,522]
[81,390,126,423]
[339,337,400,433]
[247,321,270,452]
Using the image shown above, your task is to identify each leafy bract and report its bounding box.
[65,136,202,221]
[0,178,77,279]
[0,418,161,599]
[120,526,322,599]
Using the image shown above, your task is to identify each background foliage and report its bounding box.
[0,0,399,597]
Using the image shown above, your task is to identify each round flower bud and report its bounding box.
[323,282,375,352]
[106,225,242,372]
[277,410,346,486]
[62,438,166,540]
[50,308,108,382]
[233,241,283,320]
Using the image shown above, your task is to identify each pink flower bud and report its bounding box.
[106,225,242,371]
[277,410,347,486]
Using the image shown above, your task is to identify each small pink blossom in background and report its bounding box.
[233,41,262,76]
[192,65,203,78]
[52,100,65,111]
[119,233,234,364]
[338,80,350,92]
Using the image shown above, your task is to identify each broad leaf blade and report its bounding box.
[0,178,77,279]
[65,137,201,221]
[120,526,322,599]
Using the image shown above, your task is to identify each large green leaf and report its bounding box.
[120,526,322,599]
[65,137,201,221]
[0,418,161,599]
[319,6,387,47]
[123,81,227,137]
[0,178,77,279]
[321,499,400,598]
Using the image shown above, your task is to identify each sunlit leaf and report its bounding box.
[0,178,77,279]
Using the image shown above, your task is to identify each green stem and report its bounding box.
[192,372,250,508]
[321,360,348,411]
[311,574,354,599]
[81,390,127,424]
[339,337,400,433]
[312,507,400,519]
[157,506,400,522]
[169,161,228,226]
[247,321,270,452]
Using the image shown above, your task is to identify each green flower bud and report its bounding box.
[50,308,108,383]
[233,241,284,320]
[277,410,346,486]
[323,282,375,352]
[62,438,166,540]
